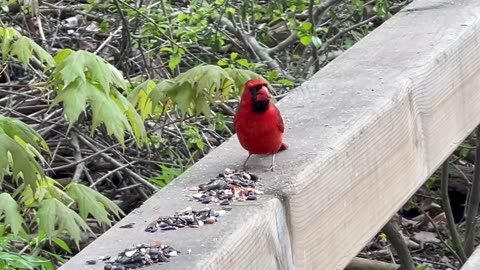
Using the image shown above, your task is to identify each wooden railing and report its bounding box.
[60,0,480,269]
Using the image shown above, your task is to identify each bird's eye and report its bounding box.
[248,84,267,95]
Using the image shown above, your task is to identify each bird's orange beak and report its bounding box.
[256,86,271,101]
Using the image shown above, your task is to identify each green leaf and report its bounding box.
[56,51,87,87]
[149,165,183,187]
[50,79,87,125]
[352,0,365,14]
[20,177,73,206]
[236,59,249,68]
[88,86,133,145]
[177,13,187,21]
[194,95,212,118]
[312,36,322,48]
[149,79,175,106]
[0,193,24,235]
[113,92,147,144]
[0,251,52,269]
[278,79,295,87]
[0,115,48,189]
[230,52,238,60]
[53,48,73,64]
[66,183,124,226]
[172,65,234,115]
[0,27,16,62]
[266,70,279,80]
[0,115,49,153]
[127,80,157,120]
[173,84,194,116]
[1,32,55,67]
[50,50,145,146]
[217,59,228,67]
[375,0,389,19]
[169,54,181,70]
[300,36,312,46]
[52,237,72,254]
[37,198,92,247]
[227,68,265,93]
[302,22,312,31]
[160,47,173,53]
[52,49,126,94]
[9,37,32,66]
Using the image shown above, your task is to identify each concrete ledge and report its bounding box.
[60,0,480,269]
[462,245,480,270]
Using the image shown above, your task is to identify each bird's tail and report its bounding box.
[278,143,288,152]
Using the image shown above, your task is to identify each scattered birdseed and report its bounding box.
[100,242,179,269]
[144,169,263,234]
[190,168,262,205]
[119,222,136,229]
[145,206,222,232]
[86,260,97,265]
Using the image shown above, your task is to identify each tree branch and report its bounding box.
[346,257,399,270]
[441,159,467,263]
[268,0,345,54]
[78,135,159,192]
[70,132,85,183]
[382,220,415,270]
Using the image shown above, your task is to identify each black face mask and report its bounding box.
[249,84,269,113]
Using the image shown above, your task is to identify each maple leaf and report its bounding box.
[66,183,124,226]
[0,27,54,67]
[49,49,146,146]
[37,198,92,248]
[0,115,49,190]
[0,193,24,236]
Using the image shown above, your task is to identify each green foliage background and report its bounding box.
[0,0,404,268]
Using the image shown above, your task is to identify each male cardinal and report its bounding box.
[234,78,287,171]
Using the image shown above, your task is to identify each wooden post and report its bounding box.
[59,0,480,269]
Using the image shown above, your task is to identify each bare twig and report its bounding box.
[308,0,319,73]
[320,16,377,51]
[78,135,159,192]
[70,132,85,183]
[418,207,463,263]
[112,0,132,67]
[268,0,345,54]
[95,26,123,55]
[346,257,399,270]
[413,257,455,268]
[382,221,415,270]
[90,161,136,188]
[441,159,467,263]
[209,3,296,81]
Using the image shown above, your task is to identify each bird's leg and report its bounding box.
[242,153,252,171]
[269,153,276,172]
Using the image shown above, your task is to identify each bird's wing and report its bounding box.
[274,105,285,133]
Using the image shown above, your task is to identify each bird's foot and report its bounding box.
[267,164,275,172]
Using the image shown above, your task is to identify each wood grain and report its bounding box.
[60,0,480,269]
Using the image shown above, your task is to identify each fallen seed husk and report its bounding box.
[145,169,263,234]
[145,206,222,232]
[190,168,263,205]
[102,242,178,269]
[86,259,97,265]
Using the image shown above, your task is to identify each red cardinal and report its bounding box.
[234,78,287,171]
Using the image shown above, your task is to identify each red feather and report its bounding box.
[234,78,287,170]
